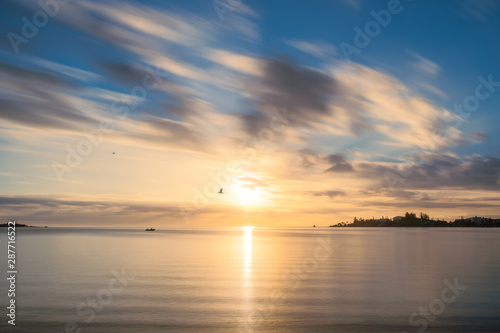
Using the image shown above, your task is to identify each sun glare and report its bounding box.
[233,185,261,205]
[241,226,254,232]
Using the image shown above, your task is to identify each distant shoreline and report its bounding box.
[329,212,500,228]
[329,225,500,228]
[0,223,46,228]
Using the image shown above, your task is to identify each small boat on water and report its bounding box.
[145,228,156,231]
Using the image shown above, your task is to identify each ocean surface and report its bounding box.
[1,227,499,332]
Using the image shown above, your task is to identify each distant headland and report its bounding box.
[0,222,46,228]
[329,212,500,228]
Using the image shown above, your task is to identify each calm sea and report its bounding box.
[1,227,499,332]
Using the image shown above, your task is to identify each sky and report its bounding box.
[0,0,499,226]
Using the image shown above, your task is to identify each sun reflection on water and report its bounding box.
[242,226,253,280]
[241,226,254,313]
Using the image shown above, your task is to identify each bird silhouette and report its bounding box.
[218,188,224,194]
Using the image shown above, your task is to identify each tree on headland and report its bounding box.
[420,212,429,220]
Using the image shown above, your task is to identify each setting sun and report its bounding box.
[241,226,255,232]
[233,186,260,205]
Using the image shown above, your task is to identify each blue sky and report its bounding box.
[1,0,499,226]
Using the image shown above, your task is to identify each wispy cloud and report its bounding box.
[310,190,346,198]
[338,0,363,10]
[406,50,441,77]
[285,40,337,60]
[457,0,500,23]
[205,49,262,76]
[324,154,354,172]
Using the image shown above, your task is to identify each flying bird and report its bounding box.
[218,188,224,194]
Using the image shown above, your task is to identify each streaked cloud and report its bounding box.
[285,39,337,60]
[324,154,354,172]
[406,50,441,77]
[1,0,499,225]
[310,190,346,198]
